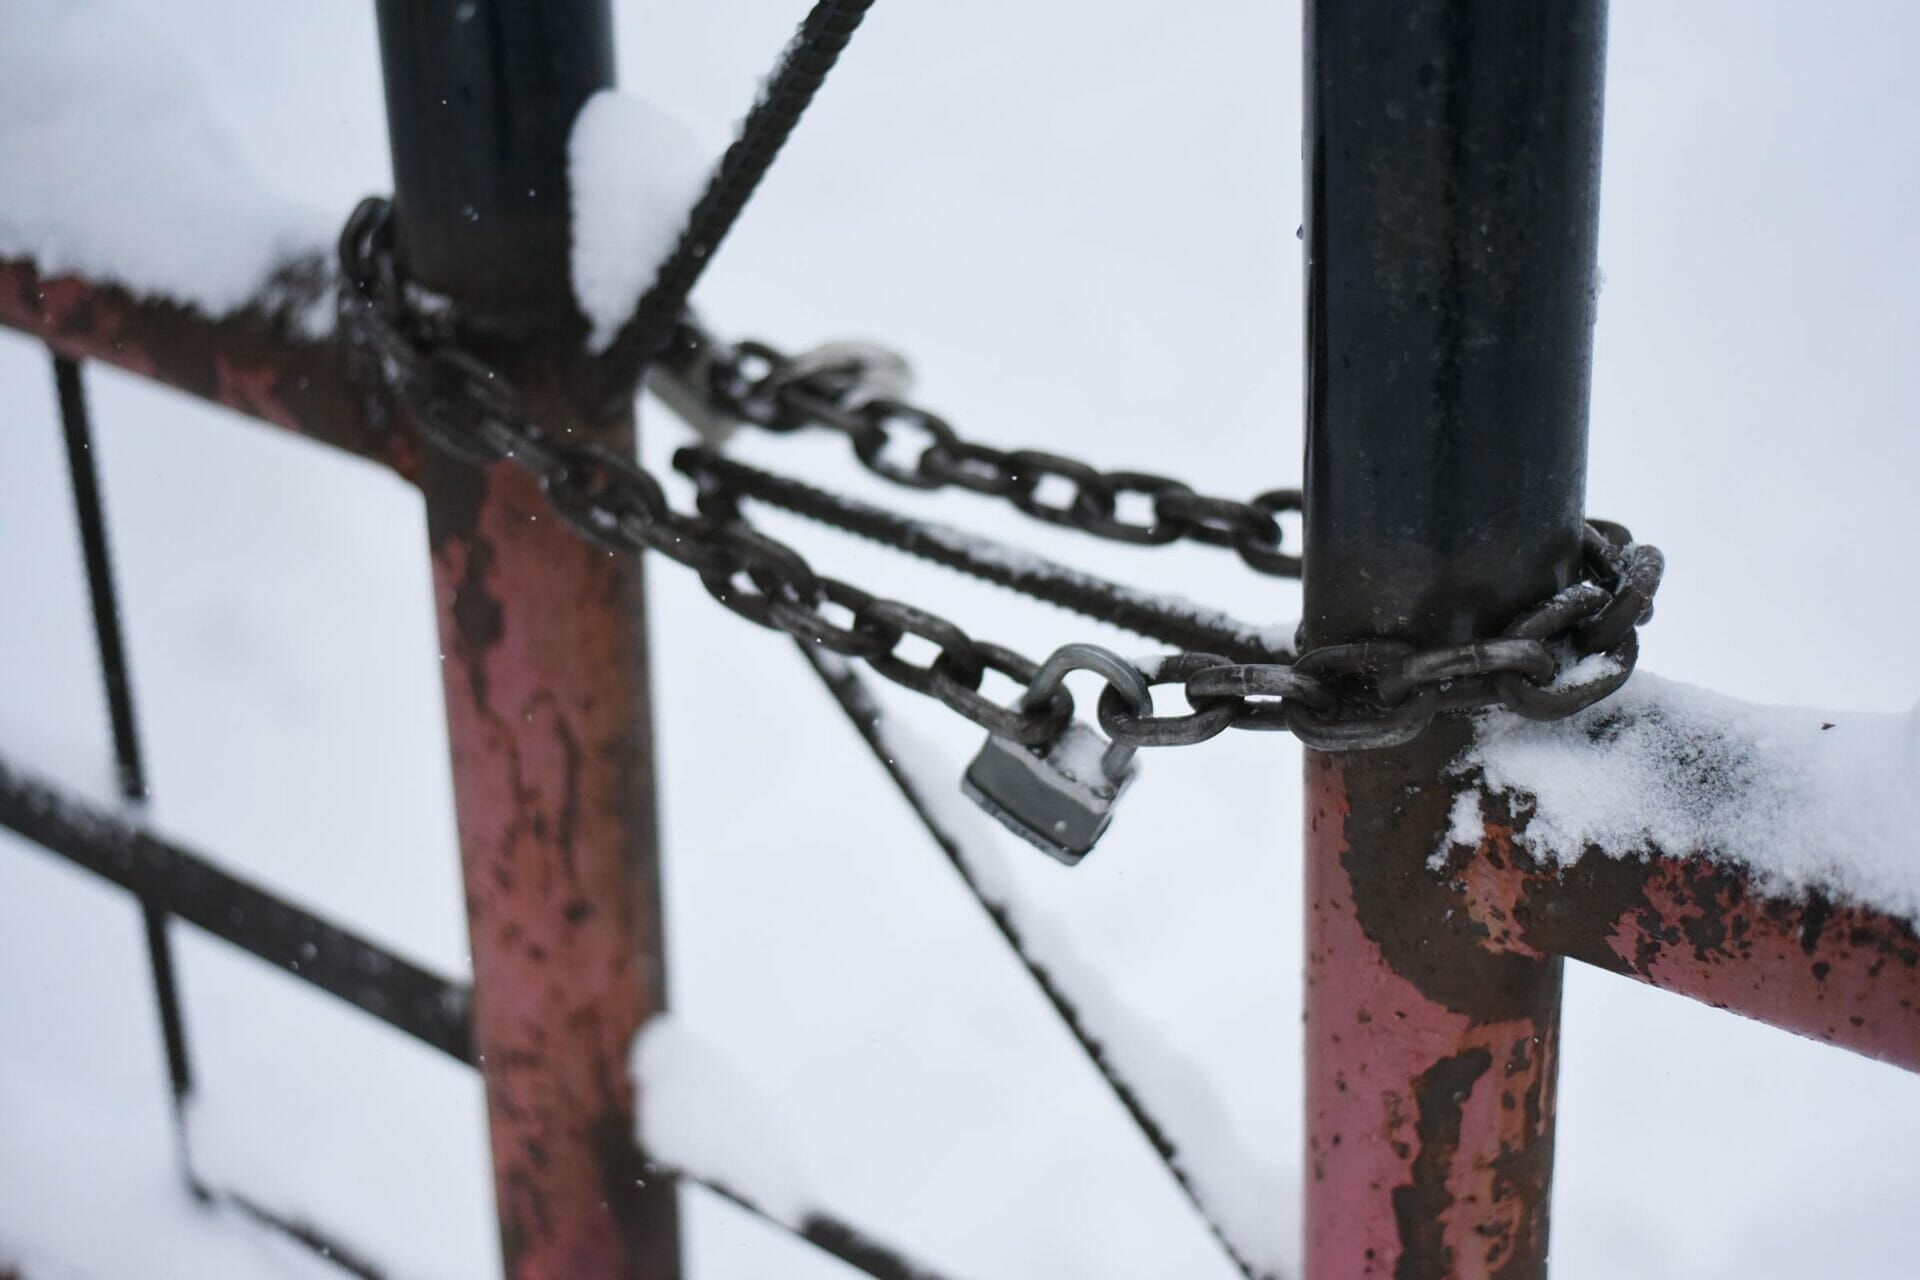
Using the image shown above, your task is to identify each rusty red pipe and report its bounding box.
[422,438,678,1277]
[0,255,405,475]
[1435,804,1920,1075]
[1305,731,1562,1279]
[372,0,681,1274]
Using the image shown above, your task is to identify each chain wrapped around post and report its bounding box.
[338,195,1664,854]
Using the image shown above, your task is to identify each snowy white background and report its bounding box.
[4,1,1920,1277]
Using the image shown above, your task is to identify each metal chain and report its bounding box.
[339,196,1664,755]
[672,446,1296,663]
[656,319,1307,576]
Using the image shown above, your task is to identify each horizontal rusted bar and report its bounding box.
[0,745,968,1278]
[0,254,410,476]
[1435,796,1920,1075]
[0,755,473,1062]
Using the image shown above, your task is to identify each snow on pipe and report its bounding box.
[630,1018,961,1280]
[0,257,399,474]
[1292,675,1920,1277]
[569,91,716,354]
[1464,672,1920,927]
[0,3,715,372]
[1444,673,1920,1073]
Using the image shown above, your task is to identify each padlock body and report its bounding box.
[961,723,1135,865]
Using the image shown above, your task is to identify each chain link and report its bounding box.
[662,320,1307,577]
[338,196,1663,757]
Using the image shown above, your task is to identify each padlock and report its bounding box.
[962,644,1151,865]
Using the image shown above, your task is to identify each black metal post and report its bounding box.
[53,356,148,802]
[375,0,613,333]
[53,352,205,1192]
[373,4,681,1278]
[1303,1,1606,648]
[1300,4,1608,1276]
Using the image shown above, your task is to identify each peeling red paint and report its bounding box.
[1431,804,1920,1074]
[0,255,406,477]
[425,437,677,1279]
[213,349,303,436]
[24,275,156,376]
[1310,738,1920,1278]
[1306,735,1559,1280]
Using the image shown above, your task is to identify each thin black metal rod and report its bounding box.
[221,1189,388,1280]
[795,646,1265,1280]
[650,1161,960,1280]
[594,0,877,403]
[3,747,931,1277]
[0,756,474,1062]
[141,897,197,1139]
[51,351,204,1189]
[679,447,1293,662]
[52,354,147,801]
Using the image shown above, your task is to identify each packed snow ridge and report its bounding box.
[569,91,715,351]
[0,0,334,316]
[630,1016,813,1223]
[0,9,717,343]
[1466,671,1920,924]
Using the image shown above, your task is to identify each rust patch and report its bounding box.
[451,538,505,708]
[1391,1048,1491,1280]
[593,1105,681,1277]
[1486,1025,1558,1280]
[1307,747,1561,1280]
[427,452,676,1277]
[1,256,402,474]
[213,349,301,434]
[1336,719,1552,1025]
[1456,778,1920,1072]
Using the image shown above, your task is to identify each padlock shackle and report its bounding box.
[1021,644,1150,781]
[771,341,914,409]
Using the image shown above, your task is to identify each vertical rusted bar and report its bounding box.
[1305,735,1563,1279]
[55,351,204,1191]
[373,4,680,1277]
[1301,3,1608,1276]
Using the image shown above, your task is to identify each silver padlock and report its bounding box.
[962,644,1152,866]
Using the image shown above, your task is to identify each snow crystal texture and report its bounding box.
[1470,671,1920,923]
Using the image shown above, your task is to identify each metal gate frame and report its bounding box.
[3,2,1916,1278]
